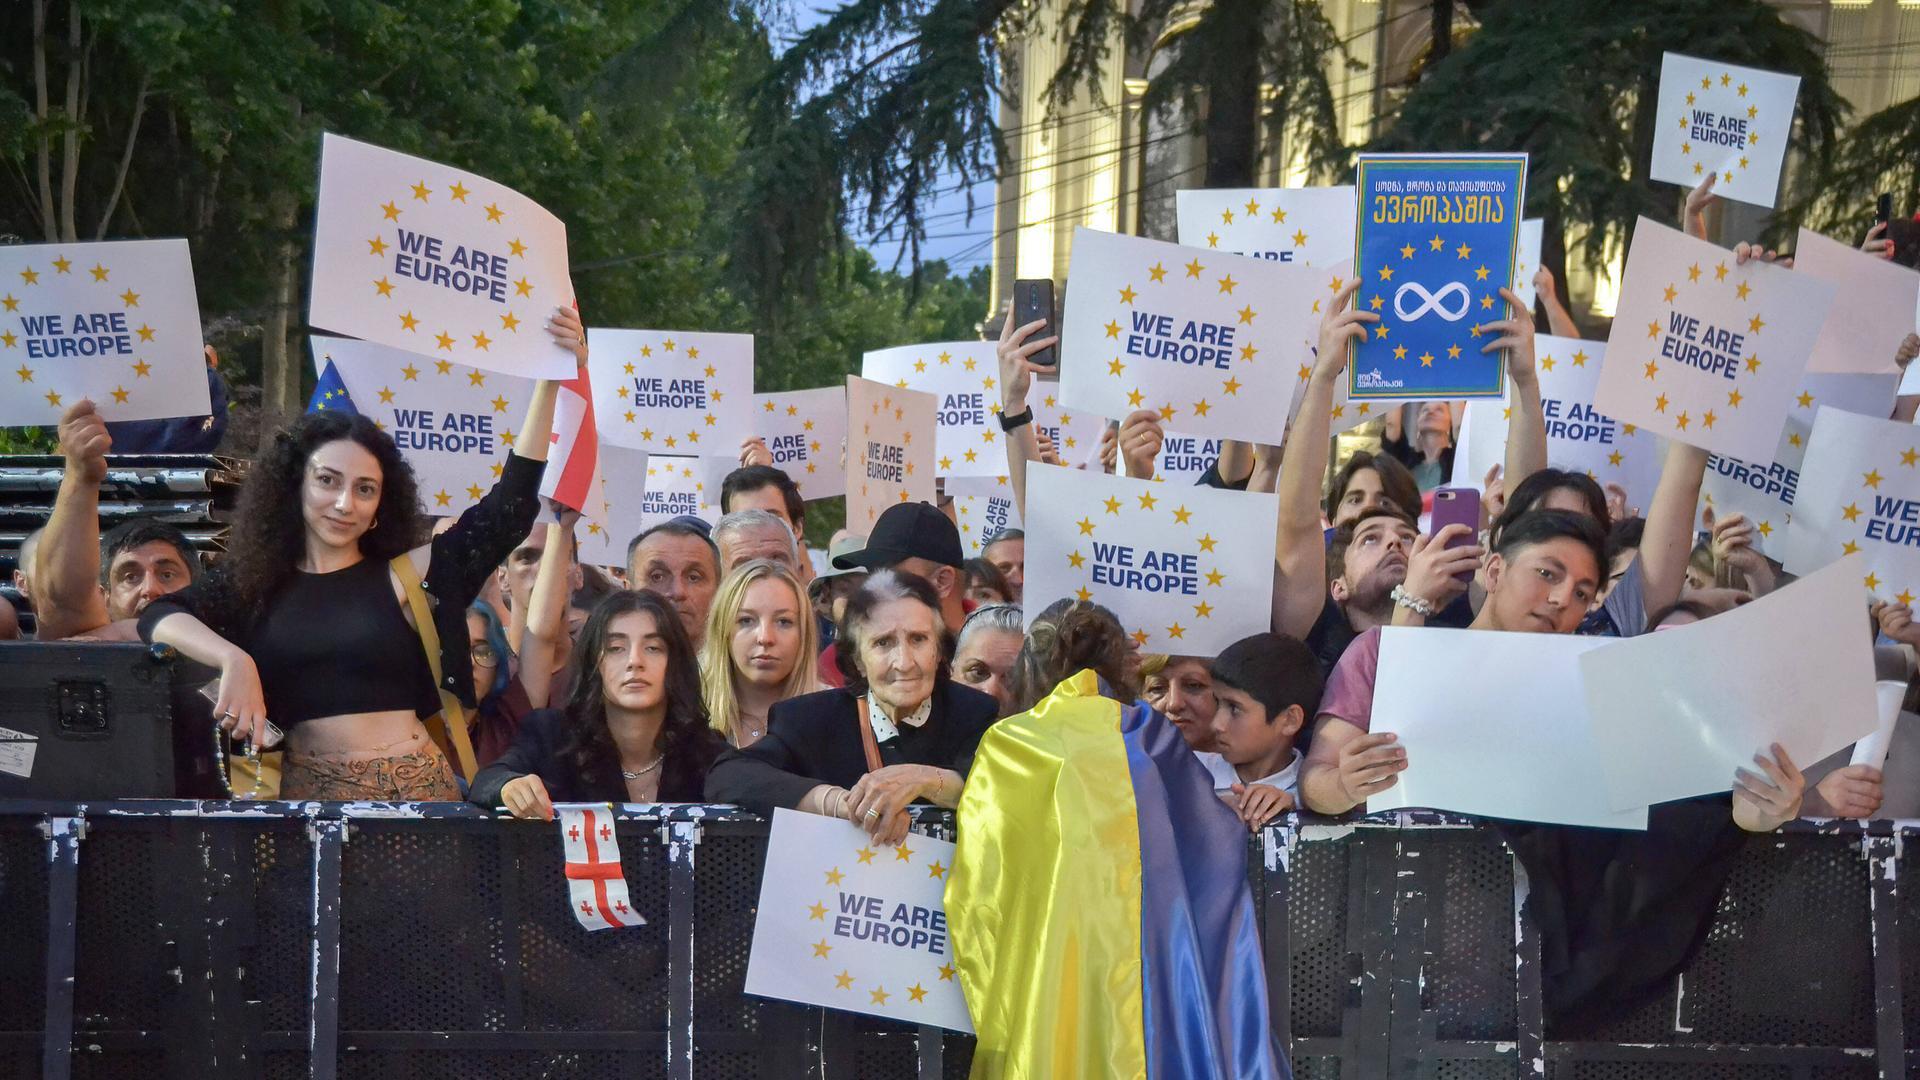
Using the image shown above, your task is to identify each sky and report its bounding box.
[781,2,1000,275]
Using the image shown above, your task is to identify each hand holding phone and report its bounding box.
[1428,486,1483,584]
[1011,279,1057,368]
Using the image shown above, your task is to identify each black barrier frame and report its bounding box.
[0,800,1912,1080]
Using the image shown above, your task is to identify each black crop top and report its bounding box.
[140,453,547,722]
[241,557,442,725]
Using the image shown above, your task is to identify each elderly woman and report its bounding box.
[951,604,1024,715]
[704,569,999,843]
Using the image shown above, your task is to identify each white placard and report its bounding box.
[1174,186,1356,269]
[1060,226,1329,444]
[1022,461,1275,655]
[1581,556,1879,810]
[1701,372,1896,557]
[576,444,649,568]
[1453,336,1664,511]
[1780,405,1920,601]
[1512,218,1545,309]
[1793,227,1920,375]
[310,133,575,378]
[0,239,209,427]
[1648,53,1801,209]
[1370,629,1648,829]
[639,454,720,530]
[751,387,848,501]
[745,809,972,1033]
[314,334,528,518]
[862,342,1003,477]
[846,376,937,531]
[1594,217,1834,461]
[1155,432,1225,487]
[590,328,753,456]
[953,494,1021,558]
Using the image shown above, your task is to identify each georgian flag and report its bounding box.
[540,362,603,518]
[557,805,646,931]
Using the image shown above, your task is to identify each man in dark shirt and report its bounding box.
[1303,508,1473,673]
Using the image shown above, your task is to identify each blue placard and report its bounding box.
[1347,154,1528,400]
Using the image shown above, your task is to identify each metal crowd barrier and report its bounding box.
[0,801,1911,1080]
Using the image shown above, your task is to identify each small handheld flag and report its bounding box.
[307,357,359,415]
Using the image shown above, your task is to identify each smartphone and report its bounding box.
[1012,279,1057,368]
[1429,486,1482,583]
[1878,193,1894,230]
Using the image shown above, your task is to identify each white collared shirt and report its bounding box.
[866,691,933,744]
[1197,749,1302,798]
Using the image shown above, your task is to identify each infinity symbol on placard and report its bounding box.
[1393,281,1472,323]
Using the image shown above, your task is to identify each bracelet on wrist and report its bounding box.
[998,406,1034,433]
[1390,583,1437,618]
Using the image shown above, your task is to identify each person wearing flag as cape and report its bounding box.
[132,307,588,799]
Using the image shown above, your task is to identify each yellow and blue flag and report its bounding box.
[946,669,1287,1079]
[307,357,359,415]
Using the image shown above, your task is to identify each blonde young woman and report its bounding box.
[699,559,820,749]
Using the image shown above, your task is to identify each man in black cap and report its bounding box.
[816,501,974,688]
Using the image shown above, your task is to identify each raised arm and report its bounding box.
[32,401,113,640]
[1532,265,1581,339]
[517,510,578,710]
[1271,278,1377,637]
[1639,440,1709,621]
[996,314,1055,518]
[1486,286,1547,495]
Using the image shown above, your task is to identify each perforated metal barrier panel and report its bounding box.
[0,803,1910,1080]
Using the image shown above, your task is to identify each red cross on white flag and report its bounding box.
[556,804,646,931]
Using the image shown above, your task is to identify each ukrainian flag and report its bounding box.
[946,669,1288,1079]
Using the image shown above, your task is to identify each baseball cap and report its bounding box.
[813,533,872,581]
[832,502,965,571]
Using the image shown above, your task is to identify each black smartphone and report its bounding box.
[1878,192,1894,230]
[1012,278,1057,368]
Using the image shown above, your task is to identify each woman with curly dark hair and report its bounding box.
[138,308,586,799]
[469,590,726,817]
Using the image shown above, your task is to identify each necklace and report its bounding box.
[621,755,664,781]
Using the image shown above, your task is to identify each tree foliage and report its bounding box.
[1365,0,1846,280]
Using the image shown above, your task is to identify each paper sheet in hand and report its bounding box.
[1778,406,1920,599]
[1174,186,1356,268]
[0,239,209,427]
[1368,629,1647,829]
[846,376,937,530]
[745,809,972,1032]
[1647,53,1800,209]
[310,133,576,379]
[1594,217,1834,462]
[1581,556,1879,811]
[1451,335,1664,511]
[315,334,529,519]
[862,342,1003,477]
[1021,461,1275,655]
[590,328,753,455]
[1700,372,1896,559]
[751,387,848,501]
[1793,228,1920,375]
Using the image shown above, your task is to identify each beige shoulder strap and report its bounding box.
[391,554,479,781]
[854,696,885,774]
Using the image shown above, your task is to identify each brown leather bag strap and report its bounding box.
[854,696,885,774]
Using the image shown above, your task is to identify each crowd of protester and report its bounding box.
[2,176,1915,852]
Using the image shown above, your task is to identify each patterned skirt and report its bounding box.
[281,741,462,801]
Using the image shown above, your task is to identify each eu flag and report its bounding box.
[307,357,359,415]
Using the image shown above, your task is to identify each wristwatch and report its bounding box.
[998,406,1034,433]
[1390,583,1437,617]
